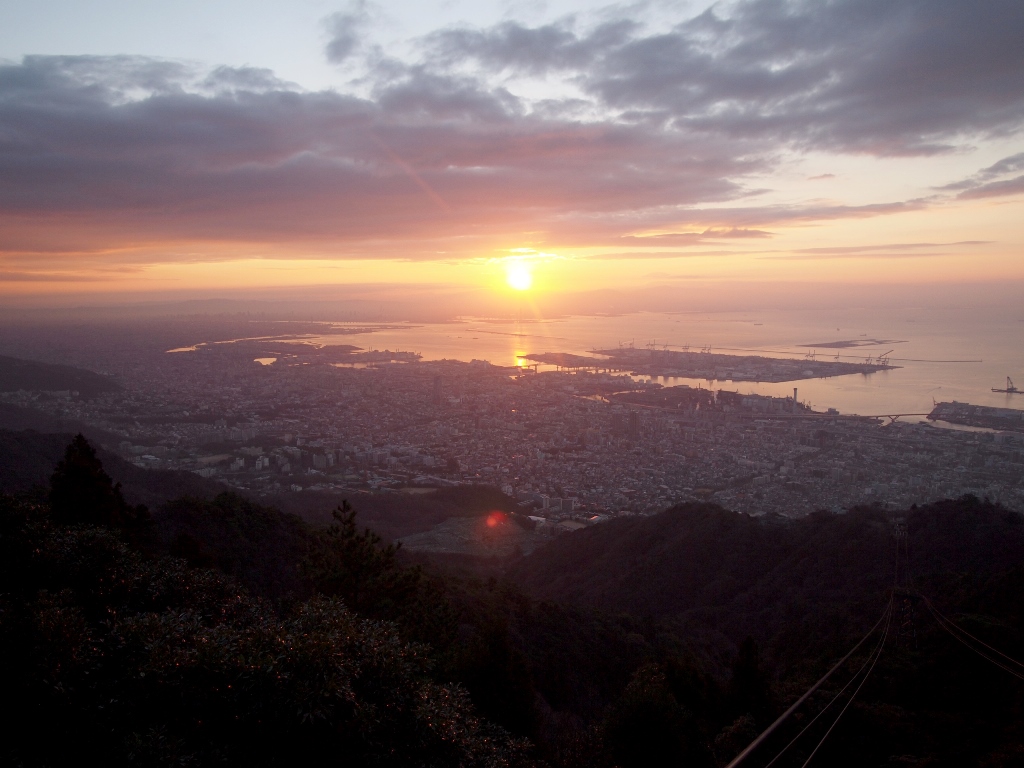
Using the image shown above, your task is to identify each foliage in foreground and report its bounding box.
[0,449,532,767]
[6,435,1024,767]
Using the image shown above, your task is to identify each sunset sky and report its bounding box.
[1,0,1022,309]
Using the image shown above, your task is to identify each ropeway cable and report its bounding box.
[923,597,1024,682]
[763,599,892,768]
[923,596,1024,672]
[743,533,901,767]
[724,602,892,768]
[762,596,894,768]
[902,517,1024,682]
[797,598,894,767]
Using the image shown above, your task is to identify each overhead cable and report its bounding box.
[923,596,1024,682]
[923,596,1024,672]
[724,603,891,768]
[763,596,894,768]
[798,599,893,767]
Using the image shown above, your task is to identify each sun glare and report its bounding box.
[506,262,532,291]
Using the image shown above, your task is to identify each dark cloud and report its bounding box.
[606,200,929,232]
[0,271,108,282]
[760,240,991,259]
[587,250,741,260]
[614,228,773,246]
[424,19,636,74]
[941,152,1024,198]
[4,0,1022,266]
[200,66,295,94]
[957,174,1024,200]
[0,55,769,259]
[793,241,991,255]
[765,252,946,261]
[979,153,1024,178]
[424,0,1024,155]
[0,55,194,103]
[325,1,372,64]
[373,68,522,122]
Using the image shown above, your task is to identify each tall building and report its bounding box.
[628,410,640,439]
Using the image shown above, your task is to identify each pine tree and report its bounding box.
[304,500,422,615]
[49,433,147,530]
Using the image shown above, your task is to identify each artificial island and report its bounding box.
[523,344,898,383]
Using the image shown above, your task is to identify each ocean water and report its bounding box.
[288,308,1022,419]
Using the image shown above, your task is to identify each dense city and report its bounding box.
[4,339,1023,532]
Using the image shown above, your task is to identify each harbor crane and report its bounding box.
[993,376,1020,394]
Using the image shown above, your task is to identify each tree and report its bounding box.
[726,637,774,723]
[49,434,147,531]
[603,665,712,768]
[0,495,534,768]
[304,500,423,617]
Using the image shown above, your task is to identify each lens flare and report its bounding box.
[506,262,532,291]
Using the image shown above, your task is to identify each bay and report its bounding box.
[283,307,1022,420]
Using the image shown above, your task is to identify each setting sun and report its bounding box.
[506,262,533,291]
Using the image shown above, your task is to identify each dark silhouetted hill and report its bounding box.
[0,402,122,442]
[510,501,1024,661]
[0,354,120,396]
[0,428,227,508]
[157,492,310,598]
[0,430,308,597]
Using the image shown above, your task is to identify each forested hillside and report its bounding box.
[3,434,1024,766]
[509,500,1024,765]
[509,501,1024,660]
[0,428,227,508]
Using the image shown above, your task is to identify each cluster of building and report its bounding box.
[4,344,1023,523]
